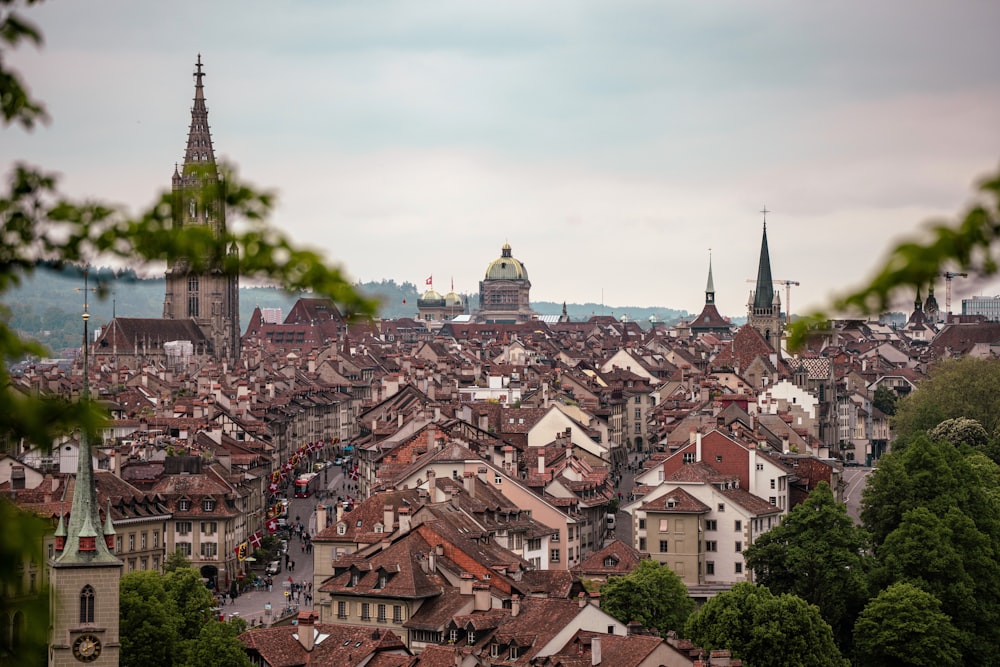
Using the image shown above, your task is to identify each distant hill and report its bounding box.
[0,268,690,354]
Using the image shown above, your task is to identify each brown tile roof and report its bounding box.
[239,622,408,667]
[572,539,648,580]
[639,487,712,514]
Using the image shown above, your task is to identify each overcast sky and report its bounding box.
[6,1,1000,319]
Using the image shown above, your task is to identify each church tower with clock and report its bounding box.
[49,278,123,667]
[162,55,241,362]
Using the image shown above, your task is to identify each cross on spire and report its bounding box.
[194,53,206,87]
[760,205,770,227]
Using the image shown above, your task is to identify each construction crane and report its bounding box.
[942,271,968,316]
[746,279,801,323]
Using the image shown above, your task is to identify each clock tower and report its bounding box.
[49,274,122,667]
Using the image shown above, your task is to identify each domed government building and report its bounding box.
[477,242,535,323]
[416,285,466,323]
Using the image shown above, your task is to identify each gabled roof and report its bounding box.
[239,622,408,667]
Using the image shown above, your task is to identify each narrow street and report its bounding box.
[843,465,874,524]
[223,461,355,626]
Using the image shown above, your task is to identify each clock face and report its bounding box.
[72,634,102,662]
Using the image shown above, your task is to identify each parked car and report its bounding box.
[265,560,281,575]
[333,456,344,466]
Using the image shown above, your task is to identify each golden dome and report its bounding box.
[484,243,528,281]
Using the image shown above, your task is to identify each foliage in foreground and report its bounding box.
[600,558,694,638]
[853,583,962,667]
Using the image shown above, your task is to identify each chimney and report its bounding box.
[297,611,317,651]
[427,469,436,499]
[511,594,521,617]
[474,583,490,611]
[748,444,757,495]
[427,425,437,450]
[689,427,696,445]
[428,549,437,573]
[463,471,475,497]
[460,572,475,596]
[578,591,587,608]
[316,503,327,532]
[591,635,602,666]
[383,505,394,532]
[504,445,514,471]
[782,434,790,453]
[695,429,702,462]
[398,506,411,533]
[538,455,545,475]
[336,503,344,523]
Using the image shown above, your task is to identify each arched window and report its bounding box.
[80,585,95,624]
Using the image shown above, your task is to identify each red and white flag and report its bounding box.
[425,275,433,285]
[350,466,359,481]
[267,518,279,534]
[249,531,263,549]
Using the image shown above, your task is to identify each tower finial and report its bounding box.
[760,205,769,228]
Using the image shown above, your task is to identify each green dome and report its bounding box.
[484,243,528,281]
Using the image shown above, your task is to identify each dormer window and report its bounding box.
[178,499,191,512]
[374,523,384,533]
[467,629,476,644]
[203,499,215,512]
[337,523,346,536]
[348,571,359,587]
[490,643,500,658]
[603,556,618,567]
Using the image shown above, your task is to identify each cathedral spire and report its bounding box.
[184,54,216,170]
[705,250,716,305]
[752,209,775,311]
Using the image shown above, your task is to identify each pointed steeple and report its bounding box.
[753,216,775,311]
[705,251,716,305]
[184,54,216,170]
[56,270,118,566]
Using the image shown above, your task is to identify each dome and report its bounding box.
[484,242,528,281]
[417,289,445,307]
[444,291,464,308]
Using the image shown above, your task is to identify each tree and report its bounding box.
[120,571,181,667]
[873,506,1000,665]
[163,567,217,653]
[683,582,848,667]
[854,583,961,667]
[600,559,694,637]
[744,482,872,652]
[181,619,251,667]
[871,385,898,417]
[893,357,1000,439]
[860,435,1000,548]
[1,2,375,661]
[164,547,193,573]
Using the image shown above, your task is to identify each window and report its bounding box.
[683,452,695,463]
[449,629,459,643]
[153,531,159,548]
[376,573,387,589]
[705,541,717,552]
[659,540,668,553]
[734,520,742,532]
[337,601,347,619]
[128,535,135,552]
[79,585,95,624]
[337,523,346,535]
[770,479,776,489]
[361,603,371,621]
[705,519,717,531]
[200,542,217,558]
[756,463,764,471]
[178,499,191,512]
[177,521,192,535]
[527,538,541,550]
[348,572,359,587]
[377,604,387,623]
[659,519,669,532]
[141,557,148,570]
[467,629,476,645]
[706,561,715,575]
[551,549,560,562]
[152,556,160,571]
[203,499,215,512]
[638,537,646,551]
[177,542,192,557]
[735,541,743,553]
[551,532,560,542]
[141,532,147,550]
[115,536,122,554]
[715,455,723,462]
[490,644,500,658]
[393,605,402,623]
[717,503,725,512]
[201,522,217,535]
[634,423,641,433]
[495,473,502,484]
[187,277,199,317]
[509,646,520,660]
[638,518,646,530]
[770,496,777,505]
[735,562,743,574]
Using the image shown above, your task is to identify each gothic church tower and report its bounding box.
[162,55,241,361]
[747,216,783,351]
[49,280,122,667]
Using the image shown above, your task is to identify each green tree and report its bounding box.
[164,547,193,573]
[893,357,1000,438]
[874,506,1000,665]
[600,558,694,637]
[871,385,898,417]
[860,435,1000,548]
[854,583,961,667]
[164,567,216,653]
[684,582,847,667]
[120,571,181,667]
[181,619,251,667]
[744,482,872,652]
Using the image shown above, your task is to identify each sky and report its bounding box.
[5,0,1000,320]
